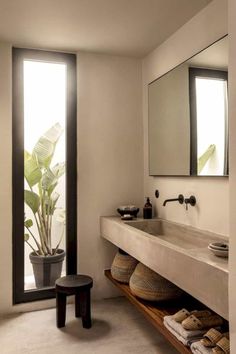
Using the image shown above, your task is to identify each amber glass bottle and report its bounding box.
[143,197,152,219]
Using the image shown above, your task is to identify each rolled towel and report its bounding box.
[164,315,207,340]
[190,341,212,354]
[163,319,203,347]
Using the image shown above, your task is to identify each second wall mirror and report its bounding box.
[148,35,228,177]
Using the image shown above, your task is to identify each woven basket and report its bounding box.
[129,263,183,301]
[111,251,138,283]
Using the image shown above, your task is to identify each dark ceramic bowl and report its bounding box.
[117,206,139,218]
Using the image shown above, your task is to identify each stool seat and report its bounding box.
[55,274,93,329]
[56,274,93,291]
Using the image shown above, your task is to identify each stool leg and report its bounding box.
[75,292,81,318]
[80,289,92,329]
[56,292,67,328]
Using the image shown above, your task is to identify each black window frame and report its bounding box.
[189,67,228,176]
[12,48,77,304]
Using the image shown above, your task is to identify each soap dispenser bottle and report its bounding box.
[143,197,152,219]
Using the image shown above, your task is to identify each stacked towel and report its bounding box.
[190,341,212,354]
[163,315,207,346]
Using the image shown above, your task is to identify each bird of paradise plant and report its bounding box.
[24,123,66,256]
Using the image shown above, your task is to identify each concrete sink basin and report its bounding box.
[125,219,216,250]
[100,216,229,319]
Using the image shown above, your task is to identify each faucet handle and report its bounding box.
[155,190,160,198]
[178,194,184,204]
[184,195,196,210]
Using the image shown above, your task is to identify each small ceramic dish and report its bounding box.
[118,205,136,210]
[208,242,229,251]
[121,214,133,220]
[208,245,228,258]
[117,206,139,218]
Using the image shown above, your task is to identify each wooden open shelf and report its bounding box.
[104,269,204,354]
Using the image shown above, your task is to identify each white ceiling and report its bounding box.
[0,0,212,57]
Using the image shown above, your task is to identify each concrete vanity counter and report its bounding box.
[100,216,229,320]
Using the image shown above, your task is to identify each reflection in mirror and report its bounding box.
[189,69,228,176]
[148,36,228,177]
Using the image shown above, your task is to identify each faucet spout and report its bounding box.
[163,194,184,206]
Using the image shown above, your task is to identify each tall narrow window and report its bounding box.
[13,49,77,303]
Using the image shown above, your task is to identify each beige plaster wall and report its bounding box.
[142,0,229,236]
[77,52,143,299]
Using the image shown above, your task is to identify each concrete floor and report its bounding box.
[0,297,178,354]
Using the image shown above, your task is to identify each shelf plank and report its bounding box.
[105,269,194,354]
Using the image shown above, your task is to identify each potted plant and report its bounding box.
[24,123,66,288]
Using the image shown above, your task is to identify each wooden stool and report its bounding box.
[55,274,93,329]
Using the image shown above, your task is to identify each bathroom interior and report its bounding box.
[0,0,236,353]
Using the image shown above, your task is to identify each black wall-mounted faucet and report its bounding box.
[163,194,184,206]
[184,196,196,210]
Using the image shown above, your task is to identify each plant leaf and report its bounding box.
[24,190,40,214]
[50,192,60,215]
[41,168,55,190]
[24,219,33,228]
[48,182,58,197]
[44,192,60,215]
[33,123,63,168]
[24,151,42,187]
[41,162,65,193]
[198,144,216,174]
[52,162,65,178]
[43,123,63,144]
[24,233,30,241]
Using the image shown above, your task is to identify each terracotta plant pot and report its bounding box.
[29,249,65,288]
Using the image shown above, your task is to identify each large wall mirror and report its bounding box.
[148,35,228,176]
